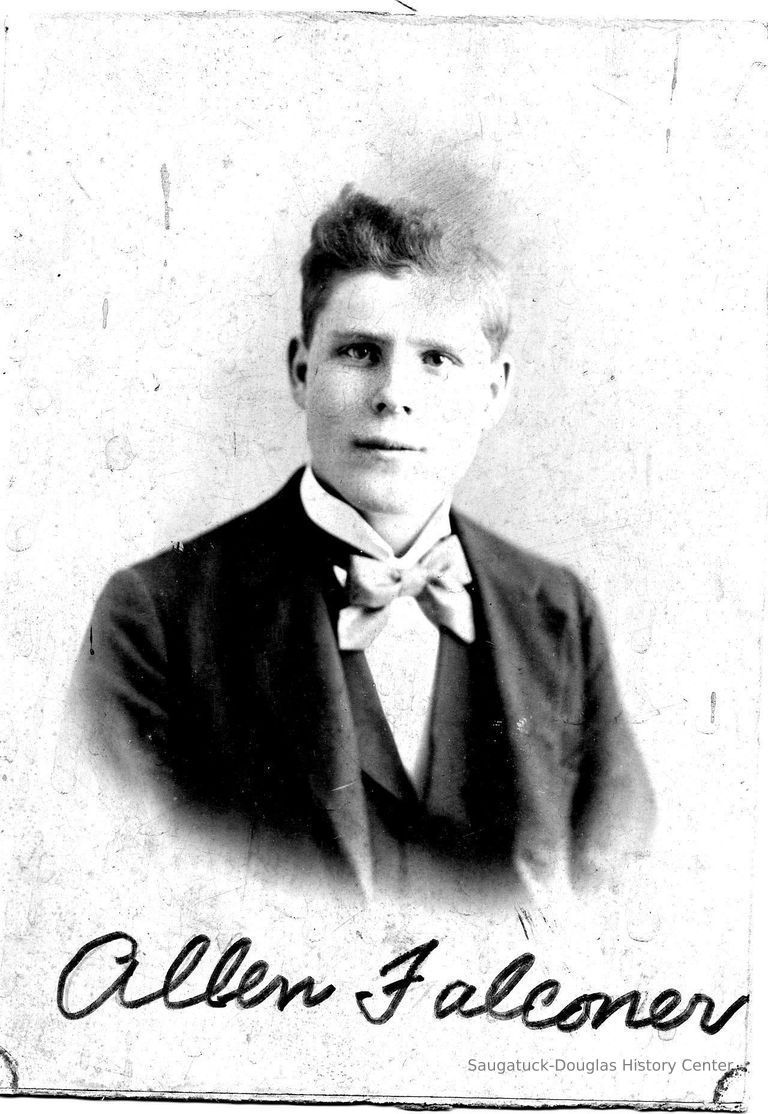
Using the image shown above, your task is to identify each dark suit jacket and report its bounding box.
[70,470,654,902]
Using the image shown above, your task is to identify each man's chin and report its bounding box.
[337,479,445,522]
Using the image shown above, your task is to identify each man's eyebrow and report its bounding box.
[411,336,464,355]
[329,330,390,345]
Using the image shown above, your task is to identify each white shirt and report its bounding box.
[299,466,463,788]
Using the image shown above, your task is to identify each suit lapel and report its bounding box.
[237,495,374,897]
[341,651,418,804]
[452,514,574,884]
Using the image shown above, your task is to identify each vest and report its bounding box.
[341,600,523,899]
[307,515,524,900]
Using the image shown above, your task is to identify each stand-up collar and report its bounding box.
[299,466,452,565]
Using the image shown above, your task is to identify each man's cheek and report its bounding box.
[440,405,482,438]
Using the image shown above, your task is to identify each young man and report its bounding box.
[71,187,654,905]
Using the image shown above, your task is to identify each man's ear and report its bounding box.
[483,352,514,431]
[287,336,310,409]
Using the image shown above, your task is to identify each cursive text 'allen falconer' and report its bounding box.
[57,933,748,1034]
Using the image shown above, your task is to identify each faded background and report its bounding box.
[1,12,767,1108]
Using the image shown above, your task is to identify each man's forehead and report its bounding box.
[319,270,487,344]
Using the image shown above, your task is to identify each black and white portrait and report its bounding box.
[68,176,655,908]
[2,9,764,1107]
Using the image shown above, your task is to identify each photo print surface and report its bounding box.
[1,12,766,1110]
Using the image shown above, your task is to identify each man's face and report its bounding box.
[289,269,510,524]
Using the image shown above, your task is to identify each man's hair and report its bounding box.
[300,185,511,356]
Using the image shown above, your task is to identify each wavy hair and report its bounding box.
[300,185,510,357]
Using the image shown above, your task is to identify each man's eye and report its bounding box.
[422,351,454,369]
[339,343,379,364]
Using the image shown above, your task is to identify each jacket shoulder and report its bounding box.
[453,509,584,613]
[104,472,303,604]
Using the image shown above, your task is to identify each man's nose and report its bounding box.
[369,356,416,416]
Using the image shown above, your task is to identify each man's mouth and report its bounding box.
[353,437,426,452]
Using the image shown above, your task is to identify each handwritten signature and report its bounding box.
[57,933,748,1034]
